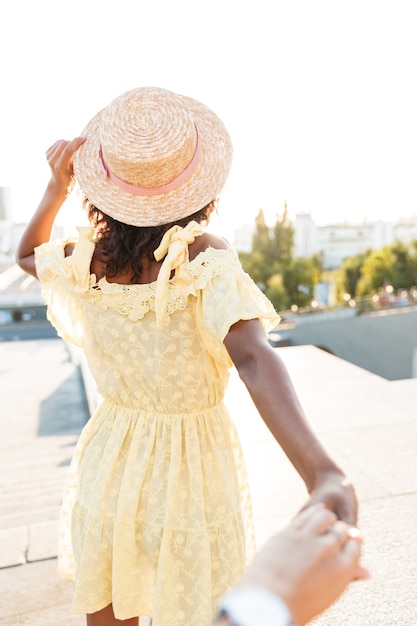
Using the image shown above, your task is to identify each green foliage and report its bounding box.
[334,239,417,301]
[265,273,288,310]
[241,208,417,309]
[357,246,395,295]
[271,204,294,266]
[239,206,322,309]
[241,208,293,286]
[309,252,324,284]
[389,240,417,287]
[239,249,271,288]
[334,251,370,303]
[283,258,317,307]
[241,207,417,307]
[252,210,271,257]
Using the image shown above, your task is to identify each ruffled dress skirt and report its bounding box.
[58,399,255,625]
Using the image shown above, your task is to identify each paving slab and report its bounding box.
[27,521,60,563]
[0,558,81,626]
[0,340,416,624]
[311,493,417,626]
[0,526,27,569]
[0,339,88,567]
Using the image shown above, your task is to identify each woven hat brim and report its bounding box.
[73,90,233,227]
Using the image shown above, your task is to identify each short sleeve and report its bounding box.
[34,228,95,346]
[198,248,280,344]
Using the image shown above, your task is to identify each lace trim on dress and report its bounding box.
[35,223,278,329]
[88,249,241,321]
[57,222,245,323]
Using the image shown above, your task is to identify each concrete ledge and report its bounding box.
[285,307,357,325]
[0,526,28,568]
[27,520,59,563]
[0,520,60,567]
[68,345,102,415]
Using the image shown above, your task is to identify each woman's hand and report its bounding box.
[303,470,358,525]
[45,137,86,197]
[16,137,85,278]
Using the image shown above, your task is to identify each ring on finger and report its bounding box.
[327,522,348,545]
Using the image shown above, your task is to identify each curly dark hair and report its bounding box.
[84,197,215,282]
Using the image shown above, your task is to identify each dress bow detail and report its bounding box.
[153,221,203,326]
[63,226,96,292]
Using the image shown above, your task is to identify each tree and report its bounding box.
[283,257,317,307]
[239,249,264,289]
[240,206,295,291]
[390,240,417,288]
[252,209,271,257]
[309,252,324,284]
[407,240,417,286]
[334,251,370,302]
[357,246,395,295]
[239,205,324,309]
[271,202,294,267]
[240,210,277,287]
[265,273,288,310]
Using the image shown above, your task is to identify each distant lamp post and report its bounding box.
[386,284,394,294]
[343,293,351,305]
[291,304,299,312]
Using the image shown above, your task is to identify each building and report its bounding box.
[0,186,65,331]
[0,187,14,262]
[0,186,66,267]
[232,223,254,253]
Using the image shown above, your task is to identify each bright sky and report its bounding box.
[1,0,417,239]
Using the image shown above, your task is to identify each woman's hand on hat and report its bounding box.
[45,137,86,197]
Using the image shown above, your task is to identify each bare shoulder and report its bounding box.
[189,232,229,261]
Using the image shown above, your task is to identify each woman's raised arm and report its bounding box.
[16,137,85,278]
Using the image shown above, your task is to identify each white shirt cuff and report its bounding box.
[217,585,293,626]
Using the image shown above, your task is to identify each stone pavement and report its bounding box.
[0,341,88,568]
[1,338,417,624]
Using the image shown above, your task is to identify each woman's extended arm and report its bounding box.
[16,138,85,278]
[224,318,358,525]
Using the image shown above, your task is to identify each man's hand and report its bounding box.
[239,504,369,626]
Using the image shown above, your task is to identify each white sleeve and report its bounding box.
[217,585,293,626]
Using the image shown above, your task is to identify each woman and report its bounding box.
[17,87,357,626]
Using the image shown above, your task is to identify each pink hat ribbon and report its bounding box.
[98,128,201,197]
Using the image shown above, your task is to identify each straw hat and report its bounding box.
[73,87,233,227]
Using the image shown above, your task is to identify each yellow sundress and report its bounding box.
[34,221,279,626]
